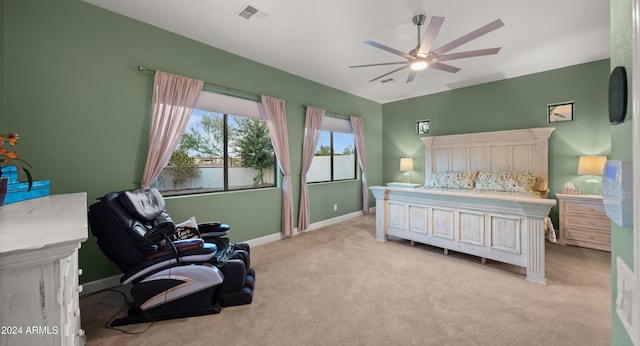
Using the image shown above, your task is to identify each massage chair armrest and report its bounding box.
[199,222,231,249]
[145,238,210,260]
[198,222,230,237]
[121,241,218,285]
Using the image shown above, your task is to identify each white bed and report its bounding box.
[370,127,556,284]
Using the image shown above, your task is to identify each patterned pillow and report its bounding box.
[516,172,538,192]
[474,171,537,193]
[426,171,478,189]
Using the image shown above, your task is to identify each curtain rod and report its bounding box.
[137,64,262,101]
[303,104,360,121]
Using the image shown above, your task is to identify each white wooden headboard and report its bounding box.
[421,127,555,191]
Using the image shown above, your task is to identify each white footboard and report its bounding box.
[370,187,555,284]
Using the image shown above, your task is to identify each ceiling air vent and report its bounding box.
[238,5,260,20]
[381,78,394,83]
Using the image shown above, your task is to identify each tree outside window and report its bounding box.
[158,110,276,195]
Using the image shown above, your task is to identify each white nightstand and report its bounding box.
[386,182,422,188]
[556,193,611,252]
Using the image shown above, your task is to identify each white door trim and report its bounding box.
[632,0,640,343]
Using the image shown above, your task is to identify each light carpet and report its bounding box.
[80,213,611,345]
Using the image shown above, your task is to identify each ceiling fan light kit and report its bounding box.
[411,60,428,71]
[350,15,504,83]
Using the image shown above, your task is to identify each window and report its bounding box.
[307,117,357,183]
[157,92,276,195]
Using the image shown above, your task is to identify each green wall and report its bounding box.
[2,0,383,283]
[382,59,611,225]
[2,3,631,342]
[611,0,634,345]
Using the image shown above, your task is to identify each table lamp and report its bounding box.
[400,158,414,183]
[577,155,606,195]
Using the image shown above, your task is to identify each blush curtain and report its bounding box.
[297,106,325,231]
[350,116,369,213]
[141,71,203,189]
[260,95,294,236]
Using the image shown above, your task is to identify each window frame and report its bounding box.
[307,129,358,184]
[157,91,278,196]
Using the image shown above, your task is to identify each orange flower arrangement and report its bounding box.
[0,133,32,191]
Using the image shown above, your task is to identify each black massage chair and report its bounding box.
[88,188,255,326]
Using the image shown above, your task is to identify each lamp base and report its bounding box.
[402,172,411,184]
[582,176,601,195]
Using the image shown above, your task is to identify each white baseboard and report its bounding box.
[304,210,366,232]
[248,210,371,247]
[80,210,370,295]
[245,232,284,247]
[81,274,122,297]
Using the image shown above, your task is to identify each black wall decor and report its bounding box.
[608,66,628,124]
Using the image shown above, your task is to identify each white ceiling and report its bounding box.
[84,0,611,104]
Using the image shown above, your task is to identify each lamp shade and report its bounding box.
[577,155,606,176]
[400,158,414,171]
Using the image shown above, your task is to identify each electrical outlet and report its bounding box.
[616,257,636,343]
[333,204,337,211]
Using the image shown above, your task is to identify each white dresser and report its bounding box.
[0,193,88,346]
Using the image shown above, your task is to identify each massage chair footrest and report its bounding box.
[219,268,256,307]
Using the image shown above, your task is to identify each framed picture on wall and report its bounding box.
[416,120,430,135]
[547,102,574,122]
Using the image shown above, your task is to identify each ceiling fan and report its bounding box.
[350,15,504,83]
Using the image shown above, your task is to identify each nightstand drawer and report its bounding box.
[564,200,605,214]
[564,226,611,245]
[564,214,611,229]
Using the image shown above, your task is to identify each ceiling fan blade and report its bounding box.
[432,19,504,56]
[417,16,445,57]
[369,65,410,82]
[364,40,413,59]
[349,61,409,68]
[406,70,418,83]
[429,62,461,73]
[437,47,502,61]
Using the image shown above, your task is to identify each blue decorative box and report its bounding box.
[4,180,50,204]
[1,166,19,184]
